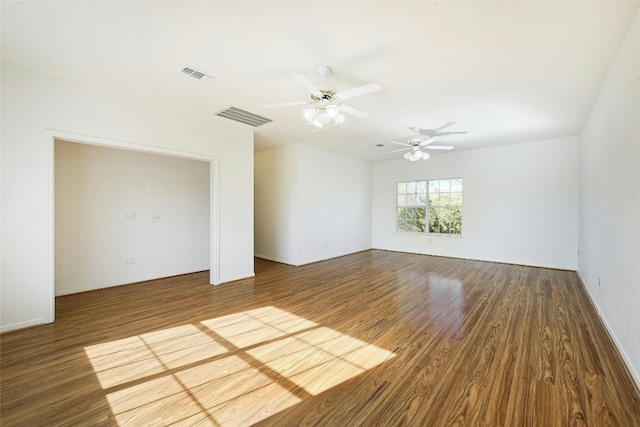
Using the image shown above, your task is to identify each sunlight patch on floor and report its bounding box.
[246,326,395,395]
[85,306,395,426]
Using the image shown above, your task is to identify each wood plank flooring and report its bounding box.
[1,250,639,426]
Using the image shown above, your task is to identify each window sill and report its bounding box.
[395,231,463,238]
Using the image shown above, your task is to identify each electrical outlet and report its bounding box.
[124,211,137,220]
[152,215,161,222]
[124,257,137,265]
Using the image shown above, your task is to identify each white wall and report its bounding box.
[297,144,372,265]
[255,144,300,265]
[255,143,372,266]
[55,141,210,295]
[578,11,640,385]
[1,63,255,332]
[372,136,579,270]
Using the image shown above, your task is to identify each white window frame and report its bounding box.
[396,178,463,235]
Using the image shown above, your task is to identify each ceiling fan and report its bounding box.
[264,66,382,127]
[386,133,455,161]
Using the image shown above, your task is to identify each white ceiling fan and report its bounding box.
[264,66,382,127]
[386,130,456,161]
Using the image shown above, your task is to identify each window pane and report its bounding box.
[406,194,417,206]
[406,181,416,194]
[439,179,451,192]
[451,178,462,192]
[428,206,462,234]
[397,194,407,207]
[417,193,427,205]
[451,207,462,234]
[451,192,462,205]
[397,182,407,195]
[416,207,426,232]
[449,207,463,234]
[398,207,407,221]
[417,181,427,194]
[405,208,423,232]
[439,193,451,206]
[429,193,440,206]
[440,208,453,234]
[429,180,439,193]
[428,207,439,233]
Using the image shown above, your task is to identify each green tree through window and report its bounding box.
[397,178,462,234]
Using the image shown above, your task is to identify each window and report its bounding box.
[396,178,462,235]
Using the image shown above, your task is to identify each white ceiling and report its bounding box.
[2,1,637,162]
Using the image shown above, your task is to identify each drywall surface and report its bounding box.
[255,143,372,266]
[254,144,300,265]
[1,64,254,332]
[296,144,372,265]
[372,136,579,270]
[578,11,640,385]
[55,141,210,295]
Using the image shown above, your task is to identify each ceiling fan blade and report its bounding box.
[414,125,467,137]
[436,122,455,131]
[292,73,323,98]
[385,147,410,154]
[418,136,440,147]
[387,140,411,147]
[264,100,308,109]
[338,104,370,118]
[424,145,454,150]
[335,82,382,100]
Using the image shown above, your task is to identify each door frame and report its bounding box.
[47,129,220,323]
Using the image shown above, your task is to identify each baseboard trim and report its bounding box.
[255,248,372,268]
[218,272,255,284]
[1,318,48,334]
[297,248,372,267]
[372,247,576,271]
[576,270,640,394]
[254,254,298,266]
[55,269,209,296]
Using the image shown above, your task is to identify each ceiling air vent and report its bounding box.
[215,106,272,127]
[181,66,214,82]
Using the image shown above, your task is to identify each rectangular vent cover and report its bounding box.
[215,106,272,127]
[181,66,214,82]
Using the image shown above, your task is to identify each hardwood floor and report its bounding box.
[1,250,639,426]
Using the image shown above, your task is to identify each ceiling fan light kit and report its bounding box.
[303,102,345,128]
[404,148,430,161]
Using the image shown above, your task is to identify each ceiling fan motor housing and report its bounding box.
[311,90,336,103]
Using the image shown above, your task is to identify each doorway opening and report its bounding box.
[49,130,219,323]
